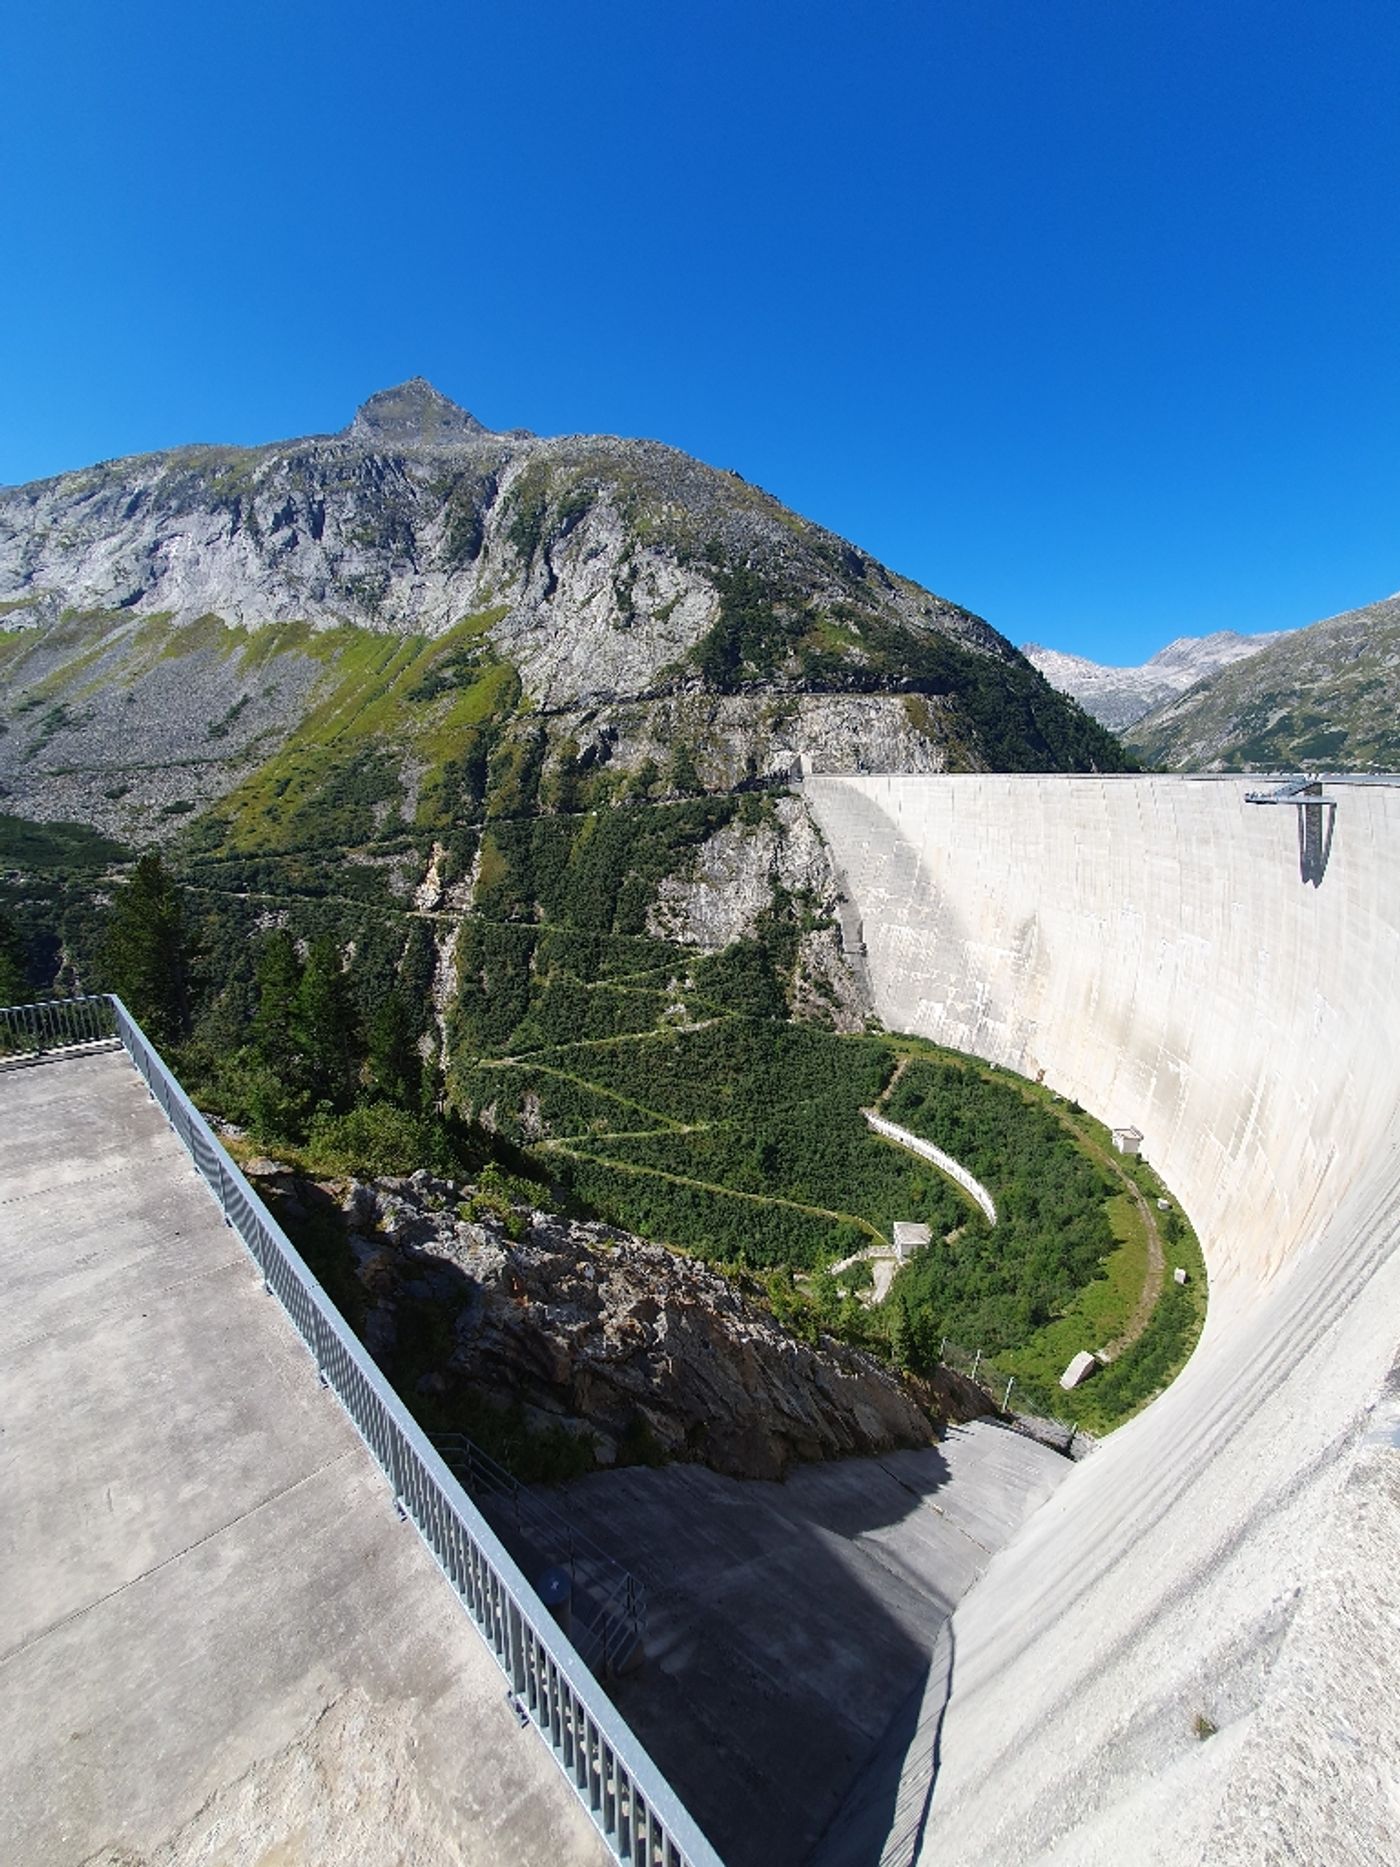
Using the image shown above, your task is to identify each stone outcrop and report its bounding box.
[264,1166,958,1482]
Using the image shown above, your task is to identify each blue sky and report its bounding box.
[2,0,1396,663]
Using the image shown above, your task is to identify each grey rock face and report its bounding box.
[1024,630,1290,732]
[273,1168,949,1482]
[0,381,1007,694]
[0,381,1116,849]
[344,378,492,447]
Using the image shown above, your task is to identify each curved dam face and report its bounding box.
[806,774,1400,1865]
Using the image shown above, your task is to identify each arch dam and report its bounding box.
[804,772,1400,1866]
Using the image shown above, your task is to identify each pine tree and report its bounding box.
[0,910,26,1005]
[293,936,360,1112]
[102,852,192,1045]
[250,930,304,1074]
[365,988,423,1108]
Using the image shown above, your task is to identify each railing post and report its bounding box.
[386,1422,408,1517]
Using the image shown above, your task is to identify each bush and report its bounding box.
[305,1102,454,1178]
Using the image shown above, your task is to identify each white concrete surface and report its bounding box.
[0,1050,608,1867]
[866,1112,998,1224]
[807,773,1400,1866]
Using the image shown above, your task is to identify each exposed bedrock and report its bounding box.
[805,773,1400,1866]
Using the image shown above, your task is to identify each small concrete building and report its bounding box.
[1111,1125,1144,1156]
[1060,1350,1100,1390]
[892,1221,932,1261]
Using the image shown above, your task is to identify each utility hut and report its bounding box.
[892,1221,932,1261]
[1111,1125,1144,1156]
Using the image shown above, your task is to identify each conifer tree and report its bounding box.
[102,852,192,1045]
[0,910,26,1005]
[250,930,303,1074]
[293,936,360,1112]
[365,988,423,1108]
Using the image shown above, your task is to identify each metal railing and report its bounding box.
[0,994,119,1059]
[434,1432,647,1680]
[937,1335,1085,1457]
[1,994,720,1867]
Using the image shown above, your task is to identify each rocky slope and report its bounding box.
[1023,630,1289,732]
[0,379,1127,847]
[1125,592,1400,770]
[255,1165,985,1482]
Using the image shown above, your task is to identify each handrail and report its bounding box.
[1,994,720,1867]
[0,994,118,1058]
[434,1430,648,1679]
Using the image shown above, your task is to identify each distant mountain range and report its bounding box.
[1022,631,1290,732]
[1124,592,1400,772]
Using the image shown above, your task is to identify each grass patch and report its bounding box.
[196,610,519,853]
[996,1193,1148,1400]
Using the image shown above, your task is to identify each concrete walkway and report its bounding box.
[0,1050,607,1867]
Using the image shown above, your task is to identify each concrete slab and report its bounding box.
[540,1420,1067,1867]
[0,1050,608,1867]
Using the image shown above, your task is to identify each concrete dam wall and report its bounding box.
[805,774,1400,1865]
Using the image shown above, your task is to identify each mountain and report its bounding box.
[0,379,1127,850]
[1023,630,1289,732]
[0,384,1164,1479]
[1125,593,1400,771]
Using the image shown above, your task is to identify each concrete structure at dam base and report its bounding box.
[807,773,1400,1867]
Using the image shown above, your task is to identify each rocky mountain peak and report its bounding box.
[345,377,490,447]
[1023,628,1291,732]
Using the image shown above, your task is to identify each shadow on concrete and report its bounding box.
[259,1178,1067,1866]
[1297,798,1336,887]
[538,1428,1061,1867]
[808,1620,957,1867]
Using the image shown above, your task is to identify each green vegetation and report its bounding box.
[680,561,1133,773]
[0,598,1181,1441]
[0,813,131,871]
[0,910,25,1003]
[5,759,1201,1438]
[101,851,193,1045]
[194,609,517,856]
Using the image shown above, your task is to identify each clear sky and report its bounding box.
[3,1,1396,663]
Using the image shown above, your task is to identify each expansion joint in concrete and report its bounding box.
[0,1446,362,1671]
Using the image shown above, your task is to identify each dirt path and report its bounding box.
[473,1058,688,1131]
[539,1142,885,1240]
[875,1051,915,1111]
[1050,1108,1166,1358]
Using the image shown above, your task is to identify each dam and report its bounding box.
[4,771,1397,1865]
[805,772,1400,1865]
